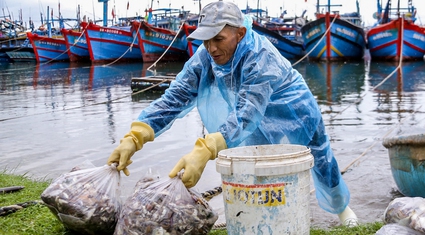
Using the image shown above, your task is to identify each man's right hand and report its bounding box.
[107,122,155,176]
[107,137,137,176]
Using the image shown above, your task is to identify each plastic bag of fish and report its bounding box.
[384,197,425,233]
[41,163,121,235]
[114,175,218,235]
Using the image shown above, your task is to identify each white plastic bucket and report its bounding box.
[216,144,314,235]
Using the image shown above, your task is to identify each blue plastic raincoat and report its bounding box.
[137,16,350,214]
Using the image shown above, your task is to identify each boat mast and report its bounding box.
[98,0,109,27]
[256,0,259,23]
[47,6,51,37]
[397,0,400,17]
[328,0,331,13]
[316,0,319,13]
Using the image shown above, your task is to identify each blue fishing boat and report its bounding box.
[383,133,425,197]
[84,22,142,63]
[61,22,89,62]
[26,6,69,63]
[252,22,304,60]
[26,5,86,63]
[300,0,366,61]
[242,7,305,60]
[131,8,189,63]
[27,32,69,63]
[367,0,425,61]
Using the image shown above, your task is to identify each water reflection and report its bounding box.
[368,61,425,93]
[31,62,149,90]
[296,61,366,105]
[367,61,425,124]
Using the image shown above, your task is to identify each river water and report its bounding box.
[1,59,425,229]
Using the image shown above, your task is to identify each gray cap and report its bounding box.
[187,1,244,41]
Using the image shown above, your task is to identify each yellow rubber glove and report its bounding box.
[169,132,227,188]
[107,122,154,176]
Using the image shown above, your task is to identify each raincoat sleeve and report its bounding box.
[136,52,206,137]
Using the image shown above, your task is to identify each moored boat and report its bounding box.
[131,7,190,63]
[367,0,425,61]
[132,20,188,63]
[84,22,142,63]
[242,7,305,60]
[300,0,366,61]
[27,32,69,63]
[25,5,85,63]
[253,22,304,60]
[61,22,90,62]
[383,133,425,197]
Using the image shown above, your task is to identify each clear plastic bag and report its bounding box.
[114,174,218,235]
[376,223,425,235]
[384,197,425,233]
[41,163,121,235]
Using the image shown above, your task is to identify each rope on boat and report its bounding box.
[291,15,338,67]
[147,21,184,72]
[104,22,142,67]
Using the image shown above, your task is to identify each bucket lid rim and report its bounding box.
[218,149,312,160]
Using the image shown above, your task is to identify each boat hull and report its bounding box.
[383,134,425,197]
[61,23,90,62]
[301,14,366,61]
[367,17,425,61]
[253,23,304,60]
[84,23,142,63]
[133,21,188,63]
[182,23,200,57]
[27,32,69,63]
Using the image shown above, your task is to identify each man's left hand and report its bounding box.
[169,132,227,188]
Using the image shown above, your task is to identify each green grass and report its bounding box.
[0,171,384,235]
[0,170,72,235]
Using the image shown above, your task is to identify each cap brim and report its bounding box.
[187,24,226,41]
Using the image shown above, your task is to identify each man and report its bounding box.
[107,0,358,227]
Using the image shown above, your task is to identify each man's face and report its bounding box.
[203,26,246,65]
